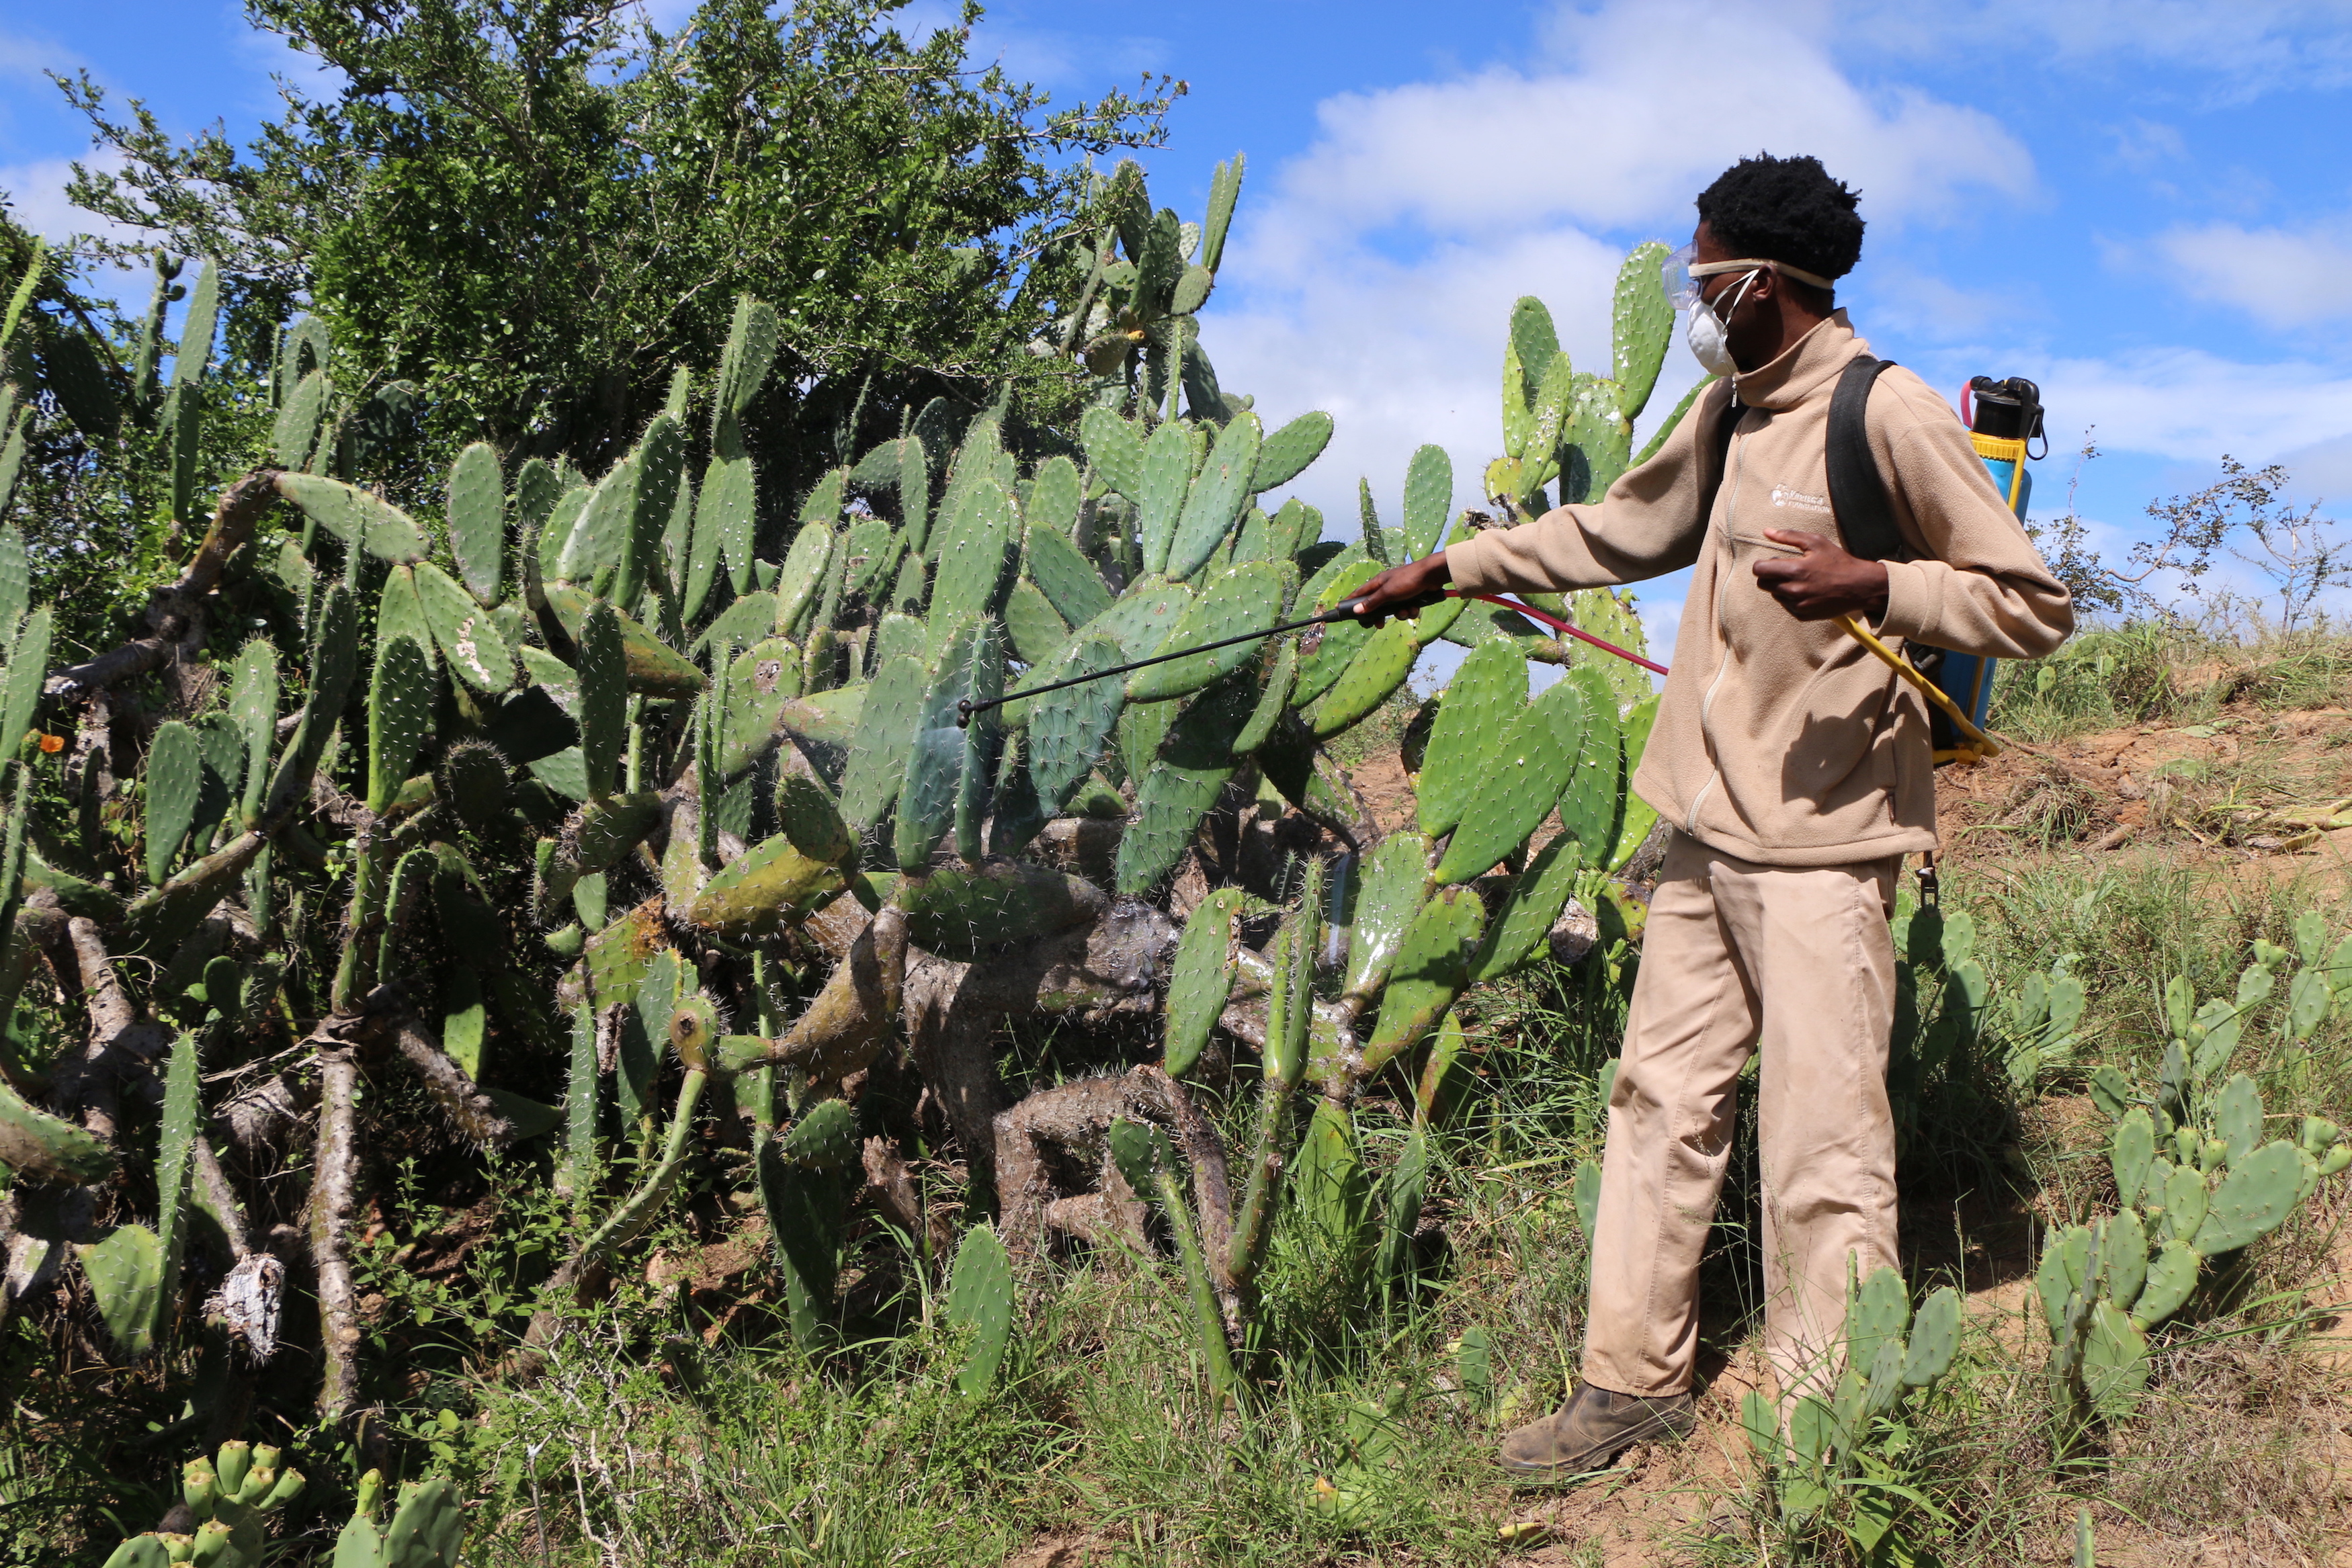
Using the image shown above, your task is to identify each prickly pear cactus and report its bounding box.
[2046,975,2352,1425]
[0,159,1672,1445]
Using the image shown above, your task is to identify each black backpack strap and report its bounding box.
[1827,355,1906,562]
[1692,381,1741,526]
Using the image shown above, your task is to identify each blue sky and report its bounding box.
[4,0,2351,652]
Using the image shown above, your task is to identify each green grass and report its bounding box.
[26,630,2352,1566]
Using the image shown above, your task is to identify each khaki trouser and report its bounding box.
[1581,830,1901,1401]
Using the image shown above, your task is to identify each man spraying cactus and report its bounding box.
[1353,153,2074,1477]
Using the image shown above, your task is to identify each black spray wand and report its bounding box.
[955,592,1401,727]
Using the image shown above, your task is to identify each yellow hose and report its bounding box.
[1834,614,2003,758]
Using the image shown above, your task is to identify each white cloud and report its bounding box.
[1202,0,2033,656]
[0,150,137,247]
[2152,220,2352,327]
[1845,0,2352,96]
[2028,347,2352,468]
[1248,0,2032,279]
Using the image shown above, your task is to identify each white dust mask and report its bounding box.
[1685,268,1759,376]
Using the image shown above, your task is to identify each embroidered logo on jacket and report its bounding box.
[1769,484,1832,513]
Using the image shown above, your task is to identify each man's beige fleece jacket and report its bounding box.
[1443,312,2074,868]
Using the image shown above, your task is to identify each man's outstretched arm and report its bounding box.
[1349,381,1731,623]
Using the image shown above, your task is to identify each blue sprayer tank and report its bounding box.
[1929,376,2044,761]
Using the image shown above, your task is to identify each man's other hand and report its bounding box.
[1349,553,1454,625]
[1752,530,1890,621]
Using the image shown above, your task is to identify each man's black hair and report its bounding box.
[1695,154,1865,288]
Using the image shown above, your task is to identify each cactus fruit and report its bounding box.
[946,1223,1015,1396]
[1433,677,1587,885]
[1166,887,1243,1079]
[1126,560,1286,702]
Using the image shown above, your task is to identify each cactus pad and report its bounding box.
[445,441,504,605]
[1341,833,1432,1003]
[1361,887,1486,1075]
[1305,619,1418,740]
[1165,887,1243,1079]
[1898,1286,1960,1388]
[542,584,703,697]
[681,837,841,939]
[1415,639,1527,837]
[1251,410,1333,494]
[1023,519,1114,630]
[1467,831,1585,984]
[2101,1206,2148,1311]
[1115,672,1258,894]
[895,614,989,869]
[2214,1072,2263,1166]
[413,560,512,694]
[77,1223,165,1355]
[1136,419,1193,576]
[782,1098,859,1172]
[2082,1300,2150,1420]
[1002,578,1068,668]
[1611,241,1674,421]
[1080,406,1146,500]
[1003,640,1118,811]
[2130,1239,2198,1330]
[1554,666,1626,855]
[1845,1266,1910,1383]
[946,1223,1016,1396]
[145,721,203,885]
[0,1076,116,1184]
[2191,1139,2300,1255]
[1075,578,1191,661]
[1432,677,1587,885]
[1126,561,1285,702]
[2111,1107,2156,1210]
[837,638,933,832]
[1168,411,1260,580]
[898,860,1105,961]
[274,472,428,563]
[1400,444,1453,560]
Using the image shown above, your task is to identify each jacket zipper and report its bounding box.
[1685,406,1745,836]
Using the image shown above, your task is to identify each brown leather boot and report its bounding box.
[1497,1382,1695,1477]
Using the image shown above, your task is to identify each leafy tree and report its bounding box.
[57,0,1177,515]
